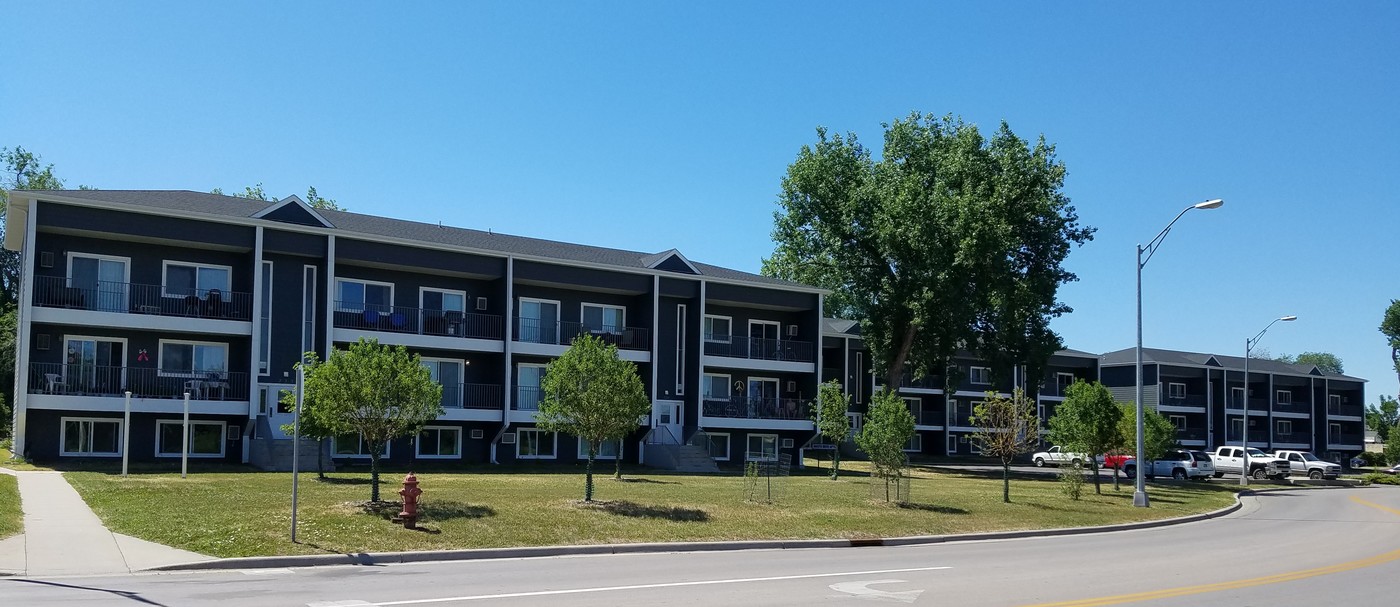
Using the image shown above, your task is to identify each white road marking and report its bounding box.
[242,568,295,576]
[322,566,951,605]
[308,602,373,606]
[830,579,924,603]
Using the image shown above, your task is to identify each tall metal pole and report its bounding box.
[291,365,303,543]
[1241,340,1251,486]
[121,391,132,477]
[181,391,190,479]
[1134,245,1149,507]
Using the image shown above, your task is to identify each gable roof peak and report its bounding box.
[251,194,334,228]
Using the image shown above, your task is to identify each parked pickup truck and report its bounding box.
[1210,446,1289,480]
[1031,446,1096,467]
[1272,450,1343,480]
[1121,450,1215,481]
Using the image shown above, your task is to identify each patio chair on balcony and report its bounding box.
[44,373,66,395]
[443,310,463,336]
[389,312,408,331]
[204,372,231,400]
[362,309,381,328]
[183,379,205,400]
[202,289,225,318]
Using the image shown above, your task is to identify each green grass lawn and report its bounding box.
[0,474,20,539]
[0,448,49,471]
[64,461,1241,558]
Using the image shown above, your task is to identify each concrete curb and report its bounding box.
[151,491,1255,572]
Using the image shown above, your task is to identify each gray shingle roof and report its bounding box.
[21,189,809,289]
[1099,347,1366,381]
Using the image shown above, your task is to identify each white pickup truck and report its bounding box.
[1272,450,1343,480]
[1031,446,1097,468]
[1210,446,1289,480]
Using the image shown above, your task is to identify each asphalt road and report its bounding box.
[2,488,1398,606]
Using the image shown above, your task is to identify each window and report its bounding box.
[332,434,390,458]
[68,253,130,312]
[747,377,779,408]
[421,288,467,313]
[676,304,686,395]
[706,432,730,461]
[422,287,467,335]
[1229,417,1244,437]
[582,303,626,334]
[417,426,462,459]
[746,434,778,462]
[947,434,958,454]
[1328,394,1342,407]
[1329,423,1341,441]
[517,364,547,411]
[156,420,225,458]
[703,373,731,400]
[703,315,732,343]
[1056,372,1075,392]
[302,265,317,356]
[1277,420,1292,435]
[902,397,922,426]
[158,340,229,376]
[1169,415,1187,430]
[163,261,231,299]
[577,439,621,460]
[904,434,923,453]
[1231,387,1245,406]
[1168,383,1186,399]
[259,261,273,372]
[422,359,464,408]
[516,429,556,459]
[855,352,864,404]
[969,366,992,385]
[1276,390,1292,405]
[336,278,393,313]
[518,298,561,344]
[61,418,121,457]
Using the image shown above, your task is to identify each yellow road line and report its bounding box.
[1017,494,1400,607]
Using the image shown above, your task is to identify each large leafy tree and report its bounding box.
[536,334,650,502]
[211,184,344,210]
[1,147,67,310]
[763,113,1092,391]
[811,380,852,479]
[299,338,443,502]
[1269,351,1344,374]
[1382,300,1400,386]
[1047,381,1123,495]
[1367,395,1399,442]
[970,388,1040,503]
[855,391,916,502]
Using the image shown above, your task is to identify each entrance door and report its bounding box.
[261,383,297,439]
[652,400,683,444]
[64,337,124,395]
[749,320,780,359]
[846,412,863,442]
[519,299,559,344]
[747,377,780,418]
[69,255,128,312]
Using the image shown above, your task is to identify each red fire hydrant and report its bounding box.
[397,472,422,529]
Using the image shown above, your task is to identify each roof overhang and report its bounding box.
[4,190,32,251]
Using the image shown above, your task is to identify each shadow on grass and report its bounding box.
[586,500,709,522]
[613,478,681,485]
[315,476,373,485]
[897,502,970,515]
[359,500,496,522]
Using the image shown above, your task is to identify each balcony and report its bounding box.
[514,318,650,351]
[951,411,975,427]
[33,276,253,321]
[513,386,543,411]
[1225,398,1270,412]
[1328,433,1363,446]
[1273,432,1310,444]
[1175,427,1207,441]
[702,396,809,421]
[1327,402,1363,417]
[334,301,503,340]
[28,362,249,401]
[702,336,814,363]
[439,382,503,410]
[1273,401,1311,415]
[1160,393,1207,407]
[1226,429,1271,443]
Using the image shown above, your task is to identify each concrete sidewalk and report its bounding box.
[0,468,214,577]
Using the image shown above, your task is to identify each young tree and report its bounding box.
[279,385,333,479]
[1367,396,1400,442]
[856,391,916,502]
[1382,300,1400,386]
[811,380,851,479]
[1387,429,1400,466]
[1117,402,1178,466]
[536,334,650,502]
[970,388,1040,503]
[300,338,443,503]
[763,113,1093,392]
[1047,381,1124,495]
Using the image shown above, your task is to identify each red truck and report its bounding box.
[1103,453,1133,475]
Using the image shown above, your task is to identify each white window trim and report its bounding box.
[66,251,132,286]
[748,320,781,342]
[518,297,562,320]
[516,428,558,460]
[580,302,627,333]
[419,286,469,333]
[156,338,231,378]
[1056,372,1075,387]
[301,265,318,357]
[676,304,687,395]
[331,434,391,459]
[904,433,923,453]
[1276,390,1292,405]
[335,277,396,311]
[706,432,731,461]
[576,438,622,460]
[703,314,732,343]
[160,260,234,298]
[1168,382,1186,398]
[1277,420,1292,434]
[1232,387,1246,402]
[970,366,992,385]
[59,417,123,457]
[422,358,466,408]
[1328,394,1342,406]
[1169,415,1187,430]
[748,376,780,400]
[902,396,921,423]
[745,433,779,462]
[416,425,463,459]
[703,372,732,400]
[259,260,273,372]
[155,420,227,458]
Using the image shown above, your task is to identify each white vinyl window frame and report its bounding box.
[702,373,731,400]
[703,315,732,343]
[59,416,123,457]
[904,433,923,453]
[969,366,992,385]
[156,338,230,378]
[1169,415,1187,430]
[516,362,548,411]
[747,376,780,405]
[421,357,466,408]
[65,251,132,287]
[1168,382,1186,399]
[1056,372,1075,389]
[580,302,627,334]
[160,260,233,298]
[745,433,779,462]
[1232,387,1246,405]
[902,396,922,425]
[60,334,130,385]
[515,428,558,460]
[1277,420,1292,435]
[576,438,622,460]
[748,319,781,343]
[517,296,563,343]
[1328,394,1342,407]
[331,433,391,459]
[706,432,731,461]
[1276,390,1292,405]
[675,304,687,395]
[259,260,273,372]
[419,286,468,333]
[154,420,227,458]
[416,425,463,459]
[335,277,395,313]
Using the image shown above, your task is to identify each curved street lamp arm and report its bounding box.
[1138,205,1196,269]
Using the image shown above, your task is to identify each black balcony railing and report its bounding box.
[1327,402,1363,417]
[702,396,810,421]
[333,301,503,340]
[1160,393,1207,407]
[952,411,975,427]
[1226,429,1271,443]
[513,318,650,351]
[1273,432,1309,443]
[702,335,814,363]
[1175,427,1207,440]
[28,362,249,401]
[1328,433,1363,445]
[513,386,543,411]
[439,382,503,410]
[34,276,253,321]
[1273,401,1311,415]
[1225,397,1271,411]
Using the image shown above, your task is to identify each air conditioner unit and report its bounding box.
[39,251,54,268]
[959,435,969,443]
[781,438,794,449]
[476,297,488,311]
[36,334,50,350]
[786,381,796,392]
[227,426,241,440]
[787,324,799,337]
[501,433,516,445]
[470,429,484,440]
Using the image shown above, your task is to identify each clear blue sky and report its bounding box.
[4,2,1397,401]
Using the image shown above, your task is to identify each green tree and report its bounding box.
[1383,300,1400,386]
[811,380,851,479]
[536,334,650,502]
[762,113,1092,393]
[1048,381,1124,495]
[1386,430,1400,466]
[211,184,344,210]
[1117,402,1178,465]
[970,388,1040,503]
[299,338,443,502]
[1367,396,1399,442]
[856,391,916,502]
[279,383,333,479]
[1291,352,1344,374]
[1,147,67,309]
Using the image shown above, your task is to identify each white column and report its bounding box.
[249,226,264,423]
[503,257,514,421]
[121,391,132,477]
[696,280,706,428]
[651,275,659,403]
[815,294,824,398]
[323,235,336,358]
[181,391,191,479]
[12,199,37,455]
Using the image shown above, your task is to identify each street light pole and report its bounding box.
[1134,198,1223,508]
[1240,315,1296,486]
